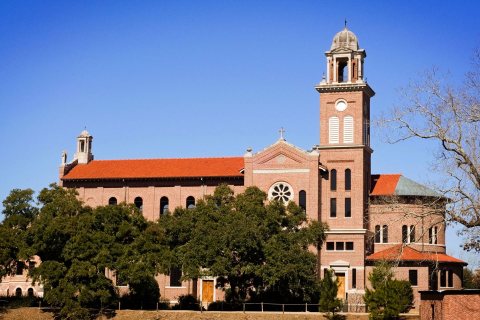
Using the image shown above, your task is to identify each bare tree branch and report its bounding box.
[377,49,480,252]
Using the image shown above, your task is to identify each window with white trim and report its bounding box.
[343,116,354,143]
[375,225,389,243]
[268,182,294,203]
[329,116,339,144]
[325,241,354,251]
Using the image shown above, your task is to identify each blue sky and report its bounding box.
[0,1,478,266]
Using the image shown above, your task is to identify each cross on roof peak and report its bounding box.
[279,127,286,141]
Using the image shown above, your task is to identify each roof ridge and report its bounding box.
[90,156,244,162]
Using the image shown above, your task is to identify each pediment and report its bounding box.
[257,152,303,166]
[330,47,353,54]
[330,260,350,267]
[253,140,312,166]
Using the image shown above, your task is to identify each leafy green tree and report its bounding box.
[1,188,38,280]
[2,188,38,229]
[319,269,342,318]
[364,263,413,320]
[160,184,328,303]
[26,184,169,319]
[0,225,21,280]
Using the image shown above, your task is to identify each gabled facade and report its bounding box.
[1,27,466,311]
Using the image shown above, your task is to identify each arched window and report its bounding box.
[345,169,351,191]
[402,225,408,243]
[160,197,169,215]
[343,116,354,143]
[337,58,348,82]
[382,225,388,243]
[15,288,22,297]
[329,117,339,144]
[330,169,337,191]
[186,196,195,209]
[27,288,34,297]
[374,225,381,243]
[108,197,117,206]
[299,190,306,211]
[410,225,415,243]
[134,197,143,211]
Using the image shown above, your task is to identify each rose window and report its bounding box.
[268,182,294,203]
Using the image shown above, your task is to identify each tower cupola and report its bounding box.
[74,129,93,164]
[321,26,366,85]
[331,27,359,51]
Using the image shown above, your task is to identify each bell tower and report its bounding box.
[74,129,94,164]
[315,26,375,300]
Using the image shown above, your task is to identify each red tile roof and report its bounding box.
[62,157,245,180]
[366,245,466,265]
[370,174,401,196]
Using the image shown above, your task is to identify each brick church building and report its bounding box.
[1,27,466,311]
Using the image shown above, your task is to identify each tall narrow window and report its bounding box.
[448,270,453,287]
[160,196,169,215]
[409,270,418,286]
[330,198,337,218]
[329,117,339,144]
[345,169,351,191]
[134,197,143,211]
[345,198,351,217]
[352,268,357,289]
[108,197,117,206]
[429,226,438,244]
[299,190,306,211]
[409,225,415,243]
[330,169,337,191]
[440,270,447,287]
[382,225,388,243]
[337,59,348,82]
[186,196,195,209]
[402,225,408,243]
[374,225,381,243]
[170,267,182,287]
[343,116,354,143]
[16,262,24,275]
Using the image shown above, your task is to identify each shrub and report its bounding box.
[172,294,199,310]
[364,263,413,319]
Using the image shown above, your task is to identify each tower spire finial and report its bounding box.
[344,18,347,29]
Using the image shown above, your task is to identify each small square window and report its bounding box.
[326,242,335,251]
[346,242,354,250]
[335,242,344,251]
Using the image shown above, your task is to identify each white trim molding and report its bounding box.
[253,169,310,174]
[326,228,367,234]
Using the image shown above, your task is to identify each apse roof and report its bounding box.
[366,245,466,265]
[370,174,441,198]
[62,157,245,180]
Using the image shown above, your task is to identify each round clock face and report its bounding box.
[335,100,348,112]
